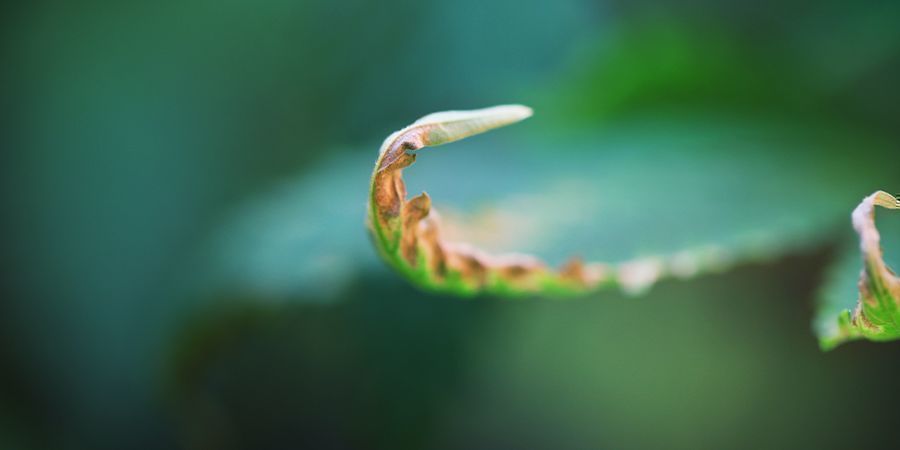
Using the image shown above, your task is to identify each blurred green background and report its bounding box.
[3,0,900,449]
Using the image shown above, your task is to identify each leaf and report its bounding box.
[366,105,596,297]
[209,106,896,306]
[365,106,897,298]
[816,191,900,350]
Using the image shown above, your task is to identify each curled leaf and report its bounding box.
[366,106,734,297]
[820,191,900,349]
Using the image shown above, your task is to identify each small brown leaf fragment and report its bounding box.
[378,132,422,173]
[490,254,546,290]
[444,244,489,288]
[371,132,421,235]
[419,215,447,279]
[372,170,405,220]
[560,257,588,285]
[498,262,535,280]
[401,193,432,266]
[559,258,612,289]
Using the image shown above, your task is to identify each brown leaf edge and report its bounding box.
[822,191,900,349]
[366,105,734,297]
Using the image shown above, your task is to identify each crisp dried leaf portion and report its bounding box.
[366,106,734,297]
[819,191,900,350]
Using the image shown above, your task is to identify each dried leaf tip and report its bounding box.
[375,105,533,173]
[410,104,533,147]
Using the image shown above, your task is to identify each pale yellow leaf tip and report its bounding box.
[415,104,533,146]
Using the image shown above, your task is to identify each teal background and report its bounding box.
[3,0,900,449]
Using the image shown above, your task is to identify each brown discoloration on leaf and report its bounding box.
[400,193,431,266]
[370,106,579,295]
[498,262,537,280]
[378,130,424,173]
[850,302,879,332]
[489,254,546,291]
[372,170,404,218]
[846,191,900,335]
[557,258,611,289]
[419,215,447,279]
[559,257,583,276]
[858,274,879,308]
[443,244,489,288]
[367,105,727,297]
[371,131,423,231]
